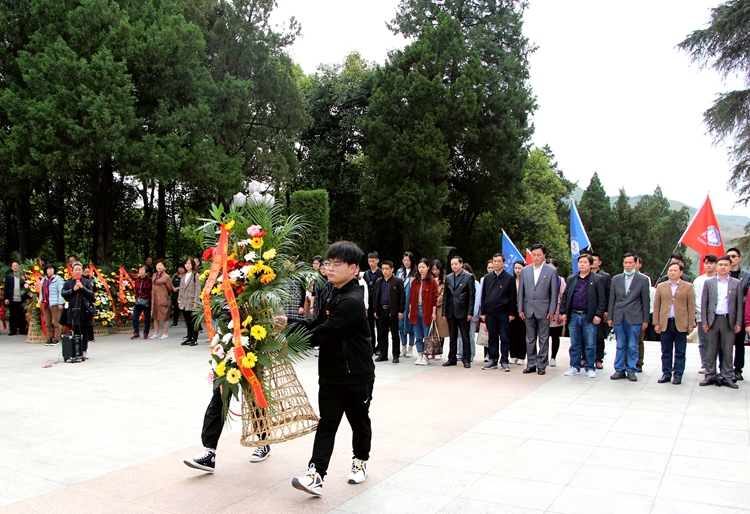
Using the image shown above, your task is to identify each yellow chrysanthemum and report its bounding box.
[260,271,276,284]
[226,368,241,384]
[241,352,258,369]
[215,361,226,377]
[262,248,277,260]
[242,315,253,327]
[250,237,263,249]
[199,269,210,281]
[225,220,235,230]
[211,285,222,295]
[250,325,267,341]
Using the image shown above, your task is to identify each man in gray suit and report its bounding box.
[700,255,743,389]
[517,244,559,375]
[608,252,650,382]
[442,256,476,368]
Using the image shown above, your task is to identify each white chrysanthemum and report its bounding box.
[244,252,257,262]
[228,269,241,281]
[211,333,220,345]
[222,332,233,343]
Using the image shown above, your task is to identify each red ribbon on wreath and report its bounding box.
[202,222,267,409]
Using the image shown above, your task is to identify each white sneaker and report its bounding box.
[586,369,596,378]
[347,458,367,484]
[400,346,407,357]
[414,356,423,365]
[698,367,707,374]
[406,346,413,358]
[149,334,159,340]
[159,334,169,340]
[82,351,89,360]
[422,356,429,365]
[509,358,517,365]
[564,367,581,376]
[517,359,525,366]
[550,358,557,367]
[250,445,270,462]
[292,464,323,496]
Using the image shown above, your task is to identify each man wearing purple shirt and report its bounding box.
[559,254,606,378]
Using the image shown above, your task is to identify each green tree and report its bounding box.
[294,52,375,244]
[389,0,536,256]
[613,188,636,263]
[678,0,750,203]
[289,189,329,261]
[577,172,621,268]
[630,187,691,279]
[362,12,483,259]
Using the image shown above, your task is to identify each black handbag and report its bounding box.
[135,297,150,308]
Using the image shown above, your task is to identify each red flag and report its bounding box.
[679,195,724,274]
[525,249,533,265]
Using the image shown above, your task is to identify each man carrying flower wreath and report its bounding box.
[275,241,375,497]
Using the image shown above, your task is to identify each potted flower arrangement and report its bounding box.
[23,261,46,343]
[89,266,114,336]
[109,267,137,333]
[197,183,319,446]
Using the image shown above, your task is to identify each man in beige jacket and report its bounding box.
[653,262,695,385]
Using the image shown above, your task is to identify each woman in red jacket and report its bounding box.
[409,258,439,366]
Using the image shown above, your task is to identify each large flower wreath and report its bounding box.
[197,187,314,422]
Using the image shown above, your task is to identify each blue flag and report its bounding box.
[502,230,524,273]
[570,199,592,274]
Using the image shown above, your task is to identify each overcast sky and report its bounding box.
[271,0,748,217]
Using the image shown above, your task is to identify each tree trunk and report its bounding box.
[155,181,167,258]
[16,179,32,259]
[140,179,154,260]
[92,160,115,265]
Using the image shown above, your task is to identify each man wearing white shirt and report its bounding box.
[693,255,718,374]
[700,256,743,388]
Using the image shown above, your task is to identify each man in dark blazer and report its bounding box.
[517,244,559,375]
[442,255,476,368]
[608,252,651,381]
[480,253,518,371]
[4,261,28,335]
[362,252,383,354]
[727,247,750,381]
[373,260,405,363]
[701,255,743,388]
[559,254,606,378]
[590,253,611,368]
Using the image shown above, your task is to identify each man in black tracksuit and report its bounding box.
[280,241,376,497]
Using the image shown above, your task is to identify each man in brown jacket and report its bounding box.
[653,262,695,385]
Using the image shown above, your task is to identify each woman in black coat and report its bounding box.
[61,262,95,361]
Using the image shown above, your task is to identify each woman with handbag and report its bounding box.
[409,258,438,366]
[431,260,449,361]
[61,262,95,361]
[131,265,152,339]
[178,257,202,346]
[151,259,175,340]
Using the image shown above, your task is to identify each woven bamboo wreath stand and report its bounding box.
[25,319,46,344]
[240,350,319,447]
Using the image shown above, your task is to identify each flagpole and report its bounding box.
[658,242,682,278]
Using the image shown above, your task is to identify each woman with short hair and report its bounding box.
[151,259,174,340]
[61,262,95,361]
[178,257,202,346]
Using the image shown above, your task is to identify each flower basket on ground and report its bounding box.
[89,265,114,336]
[199,185,318,445]
[25,319,46,344]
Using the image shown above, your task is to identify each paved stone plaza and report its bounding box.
[2,326,749,513]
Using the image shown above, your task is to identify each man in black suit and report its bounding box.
[480,253,517,372]
[559,254,606,378]
[4,261,28,335]
[373,261,405,363]
[727,247,750,381]
[590,253,611,369]
[362,252,383,355]
[442,256,476,368]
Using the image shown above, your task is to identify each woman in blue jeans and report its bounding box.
[397,251,418,357]
[408,258,438,365]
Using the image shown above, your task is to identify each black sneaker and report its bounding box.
[482,361,498,370]
[45,338,54,346]
[184,448,215,472]
[250,445,271,463]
